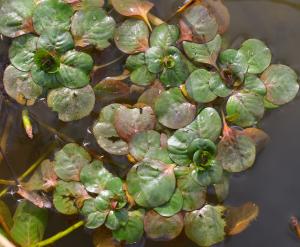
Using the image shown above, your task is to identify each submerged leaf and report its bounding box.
[242,128,270,153]
[239,39,272,74]
[111,0,154,29]
[154,88,196,129]
[114,105,156,141]
[93,104,129,155]
[226,91,265,127]
[112,209,145,244]
[3,65,42,106]
[47,85,95,122]
[184,205,226,247]
[11,200,48,247]
[225,202,259,236]
[0,0,35,38]
[32,0,74,34]
[114,19,149,54]
[0,200,13,229]
[54,143,91,181]
[127,159,176,208]
[71,8,116,50]
[183,34,222,67]
[144,211,184,241]
[261,64,299,105]
[93,227,119,247]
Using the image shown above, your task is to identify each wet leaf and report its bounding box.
[112,209,145,244]
[225,202,259,236]
[184,205,226,247]
[219,49,248,81]
[154,88,196,129]
[37,28,74,54]
[239,39,272,74]
[0,0,35,38]
[114,105,156,141]
[186,69,230,103]
[47,85,95,122]
[181,4,218,43]
[3,65,42,106]
[154,189,183,217]
[150,23,179,48]
[9,34,38,72]
[188,107,222,142]
[93,104,129,155]
[71,8,116,50]
[144,211,184,241]
[213,172,230,202]
[217,132,256,173]
[23,159,57,191]
[129,130,161,161]
[127,159,176,208]
[80,160,114,193]
[53,180,89,215]
[54,143,91,181]
[244,74,266,96]
[183,34,222,67]
[32,0,74,34]
[0,200,13,229]
[138,82,164,108]
[144,147,173,164]
[226,91,265,127]
[261,64,299,105]
[175,166,206,211]
[242,128,270,153]
[114,19,149,54]
[168,127,198,166]
[93,227,119,247]
[111,0,154,29]
[11,200,48,247]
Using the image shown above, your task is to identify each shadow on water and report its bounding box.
[1,0,300,246]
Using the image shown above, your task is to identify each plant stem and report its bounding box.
[0,179,15,186]
[0,144,55,198]
[93,54,125,72]
[22,108,33,139]
[31,220,85,247]
[0,235,16,247]
[148,13,165,26]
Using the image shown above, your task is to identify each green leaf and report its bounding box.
[126,53,146,70]
[47,85,95,122]
[182,4,218,43]
[80,160,114,193]
[114,105,156,141]
[184,205,226,247]
[154,189,183,217]
[114,19,149,54]
[214,172,230,202]
[0,0,35,38]
[93,104,129,155]
[54,143,91,181]
[187,107,222,142]
[105,209,128,230]
[127,159,176,208]
[244,74,266,96]
[129,130,161,161]
[9,34,38,72]
[81,199,108,229]
[261,64,299,105]
[144,211,184,241]
[53,180,88,215]
[217,133,256,173]
[144,147,173,164]
[11,200,48,247]
[112,209,145,244]
[150,23,179,48]
[0,200,13,229]
[33,0,74,34]
[37,28,74,54]
[226,91,265,127]
[219,49,248,81]
[175,166,206,211]
[154,88,196,129]
[3,65,42,106]
[71,8,116,50]
[145,47,164,73]
[183,34,222,67]
[239,39,271,74]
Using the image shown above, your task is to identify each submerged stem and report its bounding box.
[93,54,125,72]
[30,220,85,247]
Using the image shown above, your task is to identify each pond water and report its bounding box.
[1,0,300,246]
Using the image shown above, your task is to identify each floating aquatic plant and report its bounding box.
[0,0,299,246]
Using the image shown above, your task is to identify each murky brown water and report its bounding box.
[1,0,300,246]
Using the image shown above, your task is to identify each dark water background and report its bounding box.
[1,0,300,246]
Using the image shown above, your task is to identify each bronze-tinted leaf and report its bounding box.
[242,128,270,153]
